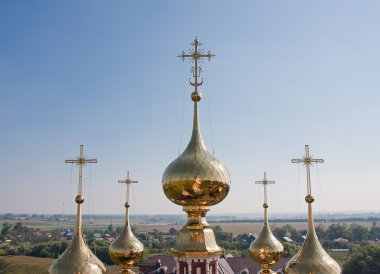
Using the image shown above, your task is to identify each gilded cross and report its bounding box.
[118,171,139,205]
[255,172,275,205]
[65,145,97,196]
[291,145,324,196]
[178,37,215,94]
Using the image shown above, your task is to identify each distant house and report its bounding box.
[32,231,43,238]
[93,233,102,238]
[44,232,52,239]
[333,238,349,244]
[105,236,115,242]
[93,233,103,241]
[248,233,258,242]
[168,227,178,239]
[283,236,293,243]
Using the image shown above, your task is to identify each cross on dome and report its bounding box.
[65,145,97,197]
[178,37,214,100]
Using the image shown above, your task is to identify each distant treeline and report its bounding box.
[209,217,380,223]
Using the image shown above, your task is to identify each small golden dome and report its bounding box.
[109,203,144,271]
[285,201,341,274]
[49,203,106,274]
[249,223,284,270]
[249,173,283,271]
[162,102,230,207]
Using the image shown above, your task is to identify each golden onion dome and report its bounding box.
[249,203,284,271]
[162,100,230,207]
[49,196,106,274]
[285,196,341,274]
[109,202,144,272]
[249,173,283,272]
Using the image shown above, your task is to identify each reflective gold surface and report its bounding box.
[49,201,106,274]
[163,38,230,261]
[162,102,230,207]
[171,206,222,258]
[249,173,283,274]
[109,204,144,272]
[249,211,284,273]
[287,146,341,273]
[285,201,341,273]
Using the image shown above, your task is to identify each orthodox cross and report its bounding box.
[255,172,275,205]
[118,171,139,205]
[65,145,97,196]
[178,37,215,93]
[291,145,324,196]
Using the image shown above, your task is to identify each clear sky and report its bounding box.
[1,1,379,216]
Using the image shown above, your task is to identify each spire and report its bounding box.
[49,145,105,274]
[285,145,341,274]
[109,172,144,274]
[249,172,283,273]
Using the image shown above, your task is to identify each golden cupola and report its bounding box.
[109,172,144,274]
[49,145,106,274]
[162,37,230,264]
[285,145,341,274]
[249,172,283,274]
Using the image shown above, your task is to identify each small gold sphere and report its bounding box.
[191,91,202,102]
[75,195,84,204]
[305,195,314,204]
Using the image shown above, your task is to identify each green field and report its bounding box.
[0,256,121,274]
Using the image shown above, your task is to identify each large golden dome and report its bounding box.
[162,101,230,207]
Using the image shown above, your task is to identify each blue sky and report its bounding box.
[1,1,380,215]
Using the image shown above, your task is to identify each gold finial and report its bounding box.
[65,145,98,200]
[109,171,144,273]
[286,145,341,273]
[178,37,215,101]
[249,172,283,273]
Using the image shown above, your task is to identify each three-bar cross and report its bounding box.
[178,37,215,93]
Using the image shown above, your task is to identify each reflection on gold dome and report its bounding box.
[50,146,105,274]
[109,203,144,272]
[109,173,144,273]
[162,38,231,261]
[285,145,341,274]
[249,172,283,273]
[162,102,230,207]
[49,196,106,274]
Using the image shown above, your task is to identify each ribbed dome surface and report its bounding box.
[285,203,341,274]
[162,102,230,207]
[49,204,106,274]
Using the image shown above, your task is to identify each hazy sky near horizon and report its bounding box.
[1,1,380,216]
